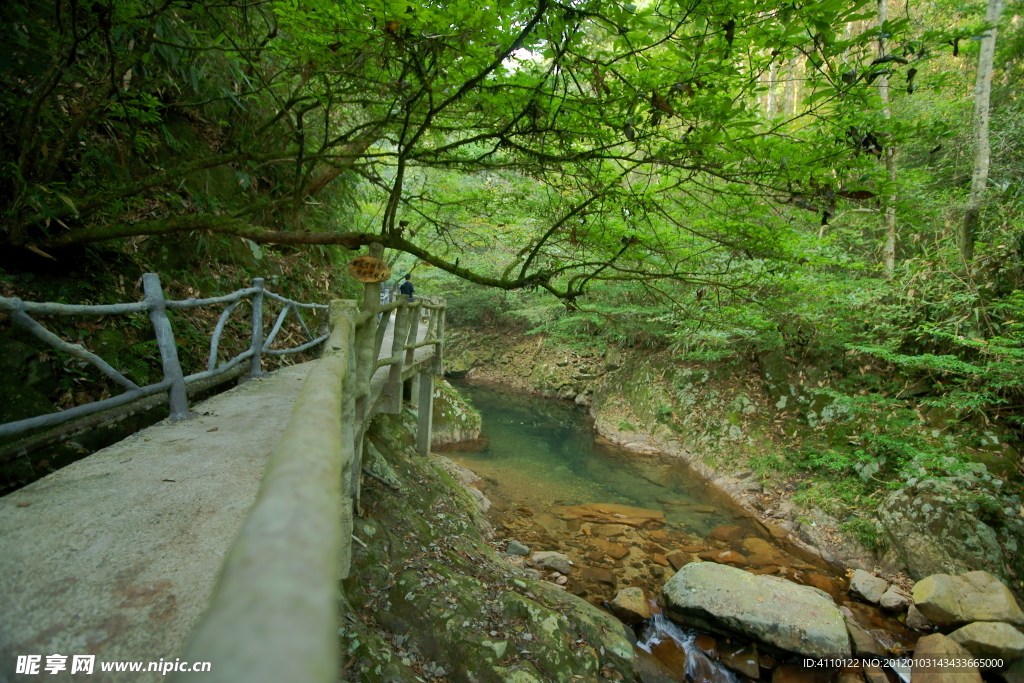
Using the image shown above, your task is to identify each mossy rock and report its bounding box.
[878,479,1009,582]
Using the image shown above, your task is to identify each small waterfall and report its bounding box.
[639,614,741,683]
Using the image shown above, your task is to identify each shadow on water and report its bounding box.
[441,380,751,536]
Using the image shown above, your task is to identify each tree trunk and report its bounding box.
[877,0,898,276]
[766,61,778,117]
[960,0,1004,265]
[783,56,798,116]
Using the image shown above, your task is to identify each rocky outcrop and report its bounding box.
[911,571,1024,627]
[662,562,850,658]
[431,377,483,446]
[877,478,1008,581]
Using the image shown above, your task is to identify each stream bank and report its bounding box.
[352,392,1024,683]
[445,378,1024,679]
[442,327,1024,596]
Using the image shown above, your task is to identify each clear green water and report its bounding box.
[444,381,747,536]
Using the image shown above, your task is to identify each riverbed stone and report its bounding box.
[698,549,749,567]
[840,606,885,657]
[863,665,888,683]
[666,552,689,571]
[663,562,850,657]
[912,634,982,683]
[912,571,1024,627]
[582,567,617,586]
[530,551,573,575]
[635,647,680,683]
[720,644,760,679]
[708,525,747,542]
[431,377,483,446]
[742,537,790,567]
[610,587,651,624]
[592,537,630,559]
[771,664,835,683]
[878,585,911,612]
[507,540,531,556]
[848,570,888,605]
[948,622,1024,661]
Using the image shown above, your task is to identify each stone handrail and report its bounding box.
[175,247,445,682]
[0,274,328,447]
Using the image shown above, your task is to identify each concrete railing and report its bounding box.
[175,245,445,682]
[0,274,329,459]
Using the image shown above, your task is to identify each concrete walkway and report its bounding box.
[0,310,437,682]
[0,363,314,682]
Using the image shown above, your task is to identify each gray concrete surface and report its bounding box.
[0,310,438,683]
[0,363,314,683]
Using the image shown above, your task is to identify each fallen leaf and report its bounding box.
[207,427,219,432]
[162,479,176,482]
[16,502,31,507]
[26,244,56,260]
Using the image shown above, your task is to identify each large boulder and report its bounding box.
[877,479,1007,581]
[662,562,850,658]
[431,377,483,446]
[912,571,1024,627]
[443,349,478,378]
[912,634,982,683]
[948,622,1024,661]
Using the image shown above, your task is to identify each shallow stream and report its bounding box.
[440,380,919,681]
[442,380,755,537]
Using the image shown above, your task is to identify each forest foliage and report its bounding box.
[2,0,1024,517]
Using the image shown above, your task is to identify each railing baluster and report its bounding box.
[0,275,328,441]
[142,273,189,421]
[404,302,420,368]
[293,304,314,342]
[208,300,240,372]
[249,278,265,377]
[263,303,291,352]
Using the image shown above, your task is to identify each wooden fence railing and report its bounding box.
[174,244,445,683]
[0,274,328,460]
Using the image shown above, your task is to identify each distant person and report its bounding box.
[399,273,415,301]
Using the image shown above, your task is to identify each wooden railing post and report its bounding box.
[353,243,384,424]
[249,277,265,377]
[142,273,189,420]
[361,243,384,313]
[382,303,412,414]
[436,300,445,374]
